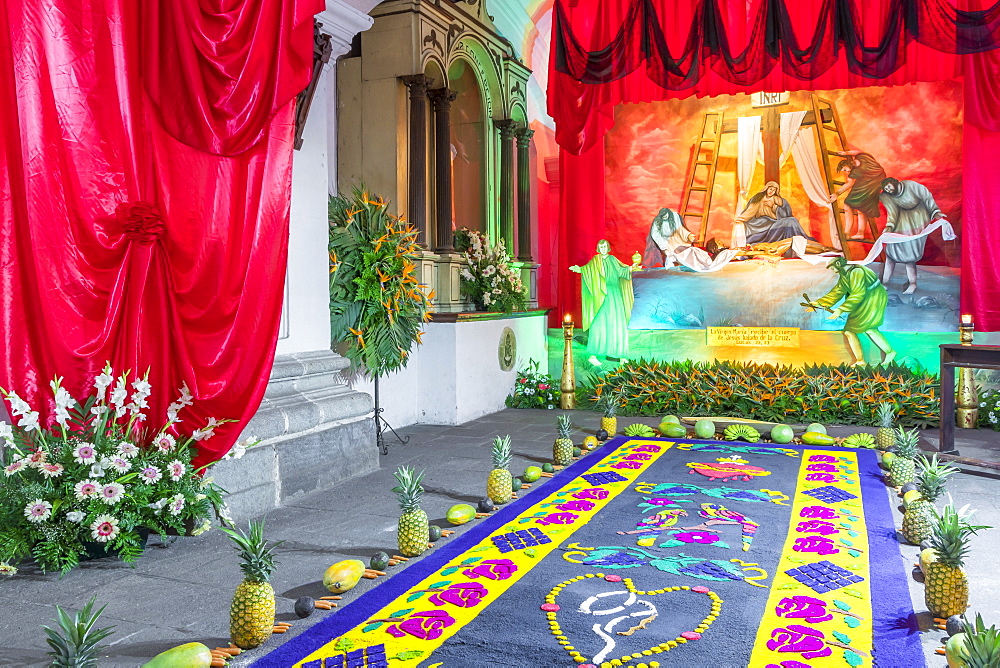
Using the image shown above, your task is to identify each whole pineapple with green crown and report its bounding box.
[600,391,619,437]
[487,435,513,504]
[222,519,282,649]
[42,596,114,668]
[554,414,574,466]
[902,455,957,544]
[393,466,429,557]
[925,505,991,618]
[886,426,919,487]
[875,402,897,451]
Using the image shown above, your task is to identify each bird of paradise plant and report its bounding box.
[328,187,433,378]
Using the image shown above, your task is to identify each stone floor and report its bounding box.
[0,409,997,668]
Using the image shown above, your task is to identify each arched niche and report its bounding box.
[448,57,486,233]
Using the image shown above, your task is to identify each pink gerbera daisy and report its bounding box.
[167,460,186,481]
[153,434,176,453]
[3,460,26,476]
[73,480,99,500]
[26,450,47,467]
[168,494,186,516]
[116,441,139,459]
[109,457,131,473]
[23,499,52,523]
[73,443,97,465]
[39,463,64,479]
[100,483,125,505]
[90,515,120,543]
[139,466,162,483]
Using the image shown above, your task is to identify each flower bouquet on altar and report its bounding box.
[454,228,526,314]
[0,365,240,576]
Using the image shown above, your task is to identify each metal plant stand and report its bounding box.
[374,374,408,455]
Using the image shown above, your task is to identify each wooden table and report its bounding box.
[938,343,1000,456]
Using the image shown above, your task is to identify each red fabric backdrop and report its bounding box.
[0,0,322,466]
[546,0,1000,331]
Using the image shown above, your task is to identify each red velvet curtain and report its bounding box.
[548,0,1000,331]
[0,0,322,466]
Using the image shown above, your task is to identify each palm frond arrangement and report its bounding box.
[588,359,939,427]
[329,187,434,377]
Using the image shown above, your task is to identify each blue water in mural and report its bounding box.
[629,260,960,332]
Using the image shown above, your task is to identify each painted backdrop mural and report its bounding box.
[577,83,964,369]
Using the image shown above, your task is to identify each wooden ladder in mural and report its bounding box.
[680,111,725,246]
[811,93,878,260]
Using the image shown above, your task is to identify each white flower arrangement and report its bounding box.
[453,228,526,314]
[0,364,236,575]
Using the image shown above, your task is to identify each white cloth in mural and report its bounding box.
[780,113,841,251]
[848,218,957,266]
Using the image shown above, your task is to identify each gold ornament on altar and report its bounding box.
[560,314,576,409]
[956,314,978,428]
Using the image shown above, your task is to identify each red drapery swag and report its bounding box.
[0,0,323,466]
[546,0,1000,331]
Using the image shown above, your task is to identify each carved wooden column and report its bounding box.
[430,88,458,252]
[515,127,534,261]
[495,119,517,252]
[401,75,433,246]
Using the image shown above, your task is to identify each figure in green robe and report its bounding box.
[806,257,896,366]
[570,240,638,362]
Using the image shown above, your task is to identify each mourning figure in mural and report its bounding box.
[733,182,812,247]
[806,257,896,366]
[642,207,696,267]
[570,240,640,363]
[827,149,887,239]
[879,177,946,295]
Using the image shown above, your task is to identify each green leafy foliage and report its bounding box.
[506,360,560,409]
[585,359,940,426]
[979,389,1000,431]
[329,187,433,377]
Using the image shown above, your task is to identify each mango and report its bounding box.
[801,431,835,445]
[447,503,477,525]
[323,559,366,593]
[142,643,213,668]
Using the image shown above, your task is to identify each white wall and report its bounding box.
[350,313,549,427]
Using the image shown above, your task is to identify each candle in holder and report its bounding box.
[959,314,974,345]
[560,314,576,409]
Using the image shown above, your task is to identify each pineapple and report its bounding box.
[962,613,1000,668]
[42,596,114,668]
[875,402,896,451]
[487,435,513,504]
[554,414,574,466]
[393,466,429,557]
[600,391,619,436]
[925,505,991,618]
[886,426,919,487]
[222,519,282,650]
[901,455,957,544]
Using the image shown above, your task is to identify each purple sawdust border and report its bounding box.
[252,435,635,666]
[253,438,922,667]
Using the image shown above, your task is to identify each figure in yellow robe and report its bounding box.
[569,240,638,360]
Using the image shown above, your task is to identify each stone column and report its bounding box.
[495,119,517,252]
[515,127,534,262]
[429,88,458,253]
[400,74,432,246]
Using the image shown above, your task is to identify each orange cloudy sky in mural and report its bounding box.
[604,81,963,267]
